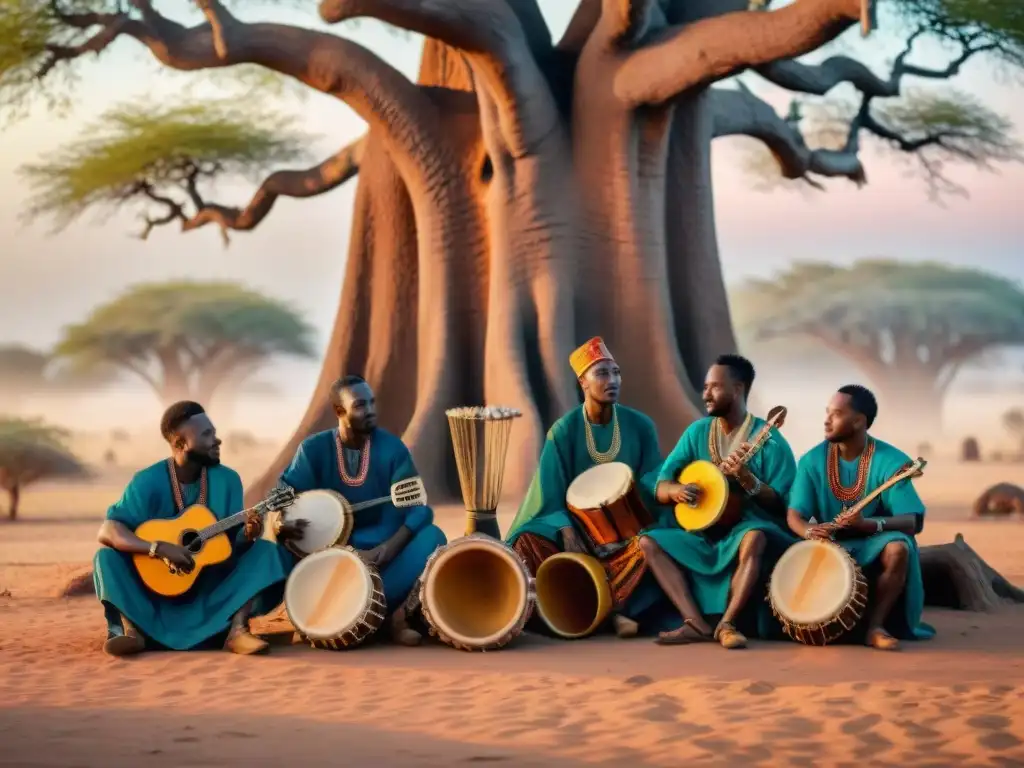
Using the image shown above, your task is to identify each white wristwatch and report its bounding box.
[874,518,885,534]
[148,541,159,558]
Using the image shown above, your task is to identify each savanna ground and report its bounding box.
[2,439,1024,766]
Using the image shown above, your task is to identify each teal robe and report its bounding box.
[646,416,798,637]
[505,405,669,621]
[279,427,446,608]
[93,462,294,651]
[789,439,935,641]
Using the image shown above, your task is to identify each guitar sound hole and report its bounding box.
[180,530,203,554]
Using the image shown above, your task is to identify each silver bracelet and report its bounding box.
[745,476,762,497]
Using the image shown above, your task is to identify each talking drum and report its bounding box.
[535,552,613,639]
[419,534,535,652]
[285,546,386,650]
[276,489,353,557]
[768,539,868,646]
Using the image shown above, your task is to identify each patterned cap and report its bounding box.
[569,337,614,378]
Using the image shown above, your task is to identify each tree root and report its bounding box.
[919,533,1024,611]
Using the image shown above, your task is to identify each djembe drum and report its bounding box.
[445,405,522,539]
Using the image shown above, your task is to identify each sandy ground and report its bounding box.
[2,459,1024,766]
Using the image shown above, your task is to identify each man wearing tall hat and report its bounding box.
[505,337,711,640]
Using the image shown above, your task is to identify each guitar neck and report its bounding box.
[350,495,391,512]
[198,503,265,541]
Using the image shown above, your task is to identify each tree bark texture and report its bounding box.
[6,485,19,521]
[242,0,870,505]
[46,0,870,504]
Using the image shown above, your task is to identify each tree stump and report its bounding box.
[919,534,1024,611]
[962,437,981,462]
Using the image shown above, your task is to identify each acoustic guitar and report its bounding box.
[133,486,295,598]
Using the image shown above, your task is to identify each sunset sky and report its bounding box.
[2,0,1023,440]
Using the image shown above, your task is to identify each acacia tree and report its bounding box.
[3,0,1023,501]
[0,416,87,520]
[735,260,1024,435]
[53,280,317,405]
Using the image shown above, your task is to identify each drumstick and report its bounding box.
[789,545,827,613]
[305,558,349,630]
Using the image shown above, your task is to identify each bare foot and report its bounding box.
[714,621,747,650]
[390,608,422,647]
[612,614,639,639]
[865,627,900,651]
[656,618,714,645]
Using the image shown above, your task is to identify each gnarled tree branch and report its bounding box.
[319,0,560,157]
[182,135,365,245]
[711,84,866,186]
[614,0,870,107]
[39,3,439,183]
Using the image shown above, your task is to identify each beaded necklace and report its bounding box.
[335,429,371,486]
[707,413,753,465]
[583,404,621,464]
[827,438,875,503]
[166,458,208,512]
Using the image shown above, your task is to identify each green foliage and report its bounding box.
[53,280,317,402]
[0,415,88,492]
[893,0,1024,63]
[0,344,49,392]
[735,260,1024,360]
[19,97,314,231]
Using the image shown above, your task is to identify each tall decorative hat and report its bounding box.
[569,337,614,378]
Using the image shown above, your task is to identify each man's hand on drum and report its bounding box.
[664,482,701,505]
[243,510,264,541]
[804,524,832,541]
[560,526,587,554]
[276,518,308,543]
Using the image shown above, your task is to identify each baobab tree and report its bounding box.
[3,0,1022,502]
[0,417,87,520]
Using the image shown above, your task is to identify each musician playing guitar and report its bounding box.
[786,385,935,651]
[277,375,447,647]
[651,355,798,649]
[94,401,305,657]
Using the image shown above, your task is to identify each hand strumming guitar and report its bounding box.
[156,541,195,572]
[658,482,702,505]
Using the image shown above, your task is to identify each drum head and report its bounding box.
[423,537,529,648]
[285,548,373,640]
[284,489,352,554]
[566,462,633,509]
[675,460,729,531]
[770,540,856,626]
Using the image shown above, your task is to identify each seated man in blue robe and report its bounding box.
[278,375,447,647]
[787,385,935,651]
[94,401,304,657]
[650,354,798,649]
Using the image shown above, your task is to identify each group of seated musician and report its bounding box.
[93,337,932,657]
[507,338,933,652]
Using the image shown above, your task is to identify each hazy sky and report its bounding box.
[2,1,1023,438]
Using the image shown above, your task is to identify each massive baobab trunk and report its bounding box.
[243,0,872,505]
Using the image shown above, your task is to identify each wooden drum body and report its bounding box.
[565,462,654,546]
[674,459,736,532]
[768,539,868,646]
[277,489,353,557]
[420,534,534,652]
[285,546,386,650]
[535,552,613,639]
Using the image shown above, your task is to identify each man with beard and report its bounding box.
[94,401,304,657]
[277,375,447,647]
[786,385,934,650]
[650,354,798,649]
[507,337,709,640]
